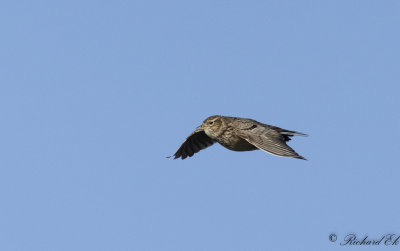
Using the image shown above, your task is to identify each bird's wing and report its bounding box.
[235,123,306,160]
[169,129,215,159]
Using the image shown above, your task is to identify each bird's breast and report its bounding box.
[217,129,257,152]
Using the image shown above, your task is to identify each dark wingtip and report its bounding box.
[166,155,180,160]
[296,155,307,160]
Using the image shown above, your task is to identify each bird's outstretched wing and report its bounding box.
[235,122,307,160]
[169,129,215,159]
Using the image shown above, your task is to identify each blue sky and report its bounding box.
[1,1,399,250]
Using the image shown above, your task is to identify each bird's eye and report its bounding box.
[208,121,214,125]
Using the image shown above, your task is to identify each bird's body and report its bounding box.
[170,115,307,160]
[203,116,257,151]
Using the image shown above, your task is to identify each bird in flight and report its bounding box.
[169,115,307,160]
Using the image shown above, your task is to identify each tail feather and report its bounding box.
[280,129,308,137]
[279,129,307,142]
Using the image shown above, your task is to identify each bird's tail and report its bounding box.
[279,129,308,137]
[275,128,307,142]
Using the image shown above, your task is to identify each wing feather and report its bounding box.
[236,125,306,160]
[170,129,215,159]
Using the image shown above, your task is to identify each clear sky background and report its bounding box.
[1,1,399,250]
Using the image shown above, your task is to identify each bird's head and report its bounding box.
[200,115,224,138]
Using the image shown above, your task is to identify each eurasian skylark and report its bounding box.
[170,115,307,160]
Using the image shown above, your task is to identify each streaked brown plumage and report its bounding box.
[169,115,308,160]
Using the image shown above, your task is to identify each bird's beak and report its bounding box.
[196,125,202,130]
